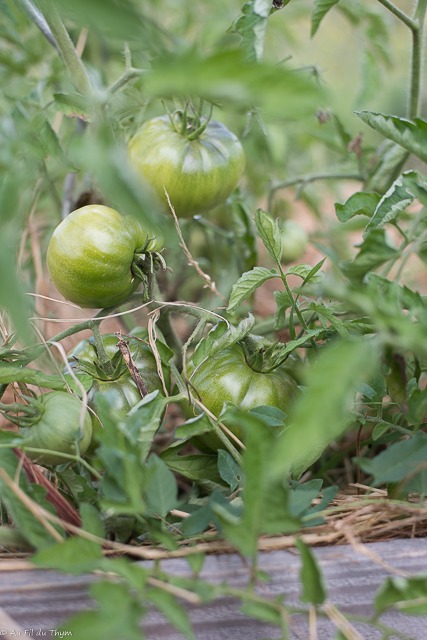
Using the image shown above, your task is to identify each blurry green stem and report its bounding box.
[409,0,427,118]
[90,322,114,377]
[36,0,93,96]
[268,172,362,211]
[375,0,417,29]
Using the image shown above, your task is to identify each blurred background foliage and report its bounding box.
[0,0,420,338]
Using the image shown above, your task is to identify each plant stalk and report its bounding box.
[409,0,427,118]
[35,0,93,96]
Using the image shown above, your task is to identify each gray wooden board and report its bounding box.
[0,538,427,639]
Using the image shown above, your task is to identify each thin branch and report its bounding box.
[375,0,418,30]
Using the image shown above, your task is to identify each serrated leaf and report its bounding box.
[311,0,340,37]
[365,141,409,194]
[269,338,379,479]
[255,209,282,263]
[227,266,280,313]
[356,111,427,164]
[217,449,241,491]
[191,322,228,367]
[335,192,380,222]
[296,539,326,605]
[364,173,415,236]
[192,316,255,367]
[341,229,399,280]
[286,261,325,283]
[230,0,271,62]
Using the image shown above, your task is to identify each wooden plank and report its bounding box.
[0,538,426,638]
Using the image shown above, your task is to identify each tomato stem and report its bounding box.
[90,323,115,378]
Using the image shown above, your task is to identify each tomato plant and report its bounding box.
[47,205,164,308]
[12,392,92,466]
[128,111,245,217]
[2,0,427,638]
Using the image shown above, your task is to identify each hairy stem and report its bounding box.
[35,0,93,96]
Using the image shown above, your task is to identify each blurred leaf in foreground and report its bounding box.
[269,338,379,480]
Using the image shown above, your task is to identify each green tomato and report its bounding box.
[68,330,171,441]
[188,343,298,450]
[280,220,308,264]
[47,205,163,308]
[128,113,245,217]
[20,391,93,466]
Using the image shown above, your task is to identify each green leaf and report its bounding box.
[296,539,327,605]
[80,503,105,539]
[335,192,380,223]
[240,597,283,625]
[145,455,178,518]
[127,391,168,463]
[230,0,271,62]
[274,290,293,328]
[311,0,340,37]
[144,49,324,121]
[375,575,427,616]
[357,431,427,486]
[32,536,103,574]
[364,173,415,236]
[341,229,399,281]
[217,449,241,491]
[0,363,85,391]
[53,92,94,121]
[286,261,325,283]
[365,273,424,311]
[214,408,299,557]
[356,111,427,164]
[269,338,379,479]
[227,266,280,313]
[62,581,143,640]
[365,141,409,194]
[192,315,255,367]
[161,448,223,484]
[0,449,62,550]
[147,588,195,640]
[255,209,282,264]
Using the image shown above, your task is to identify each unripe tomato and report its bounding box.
[128,113,245,217]
[19,392,93,466]
[188,343,298,450]
[280,220,308,264]
[68,330,171,443]
[46,205,163,308]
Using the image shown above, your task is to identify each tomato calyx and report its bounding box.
[70,348,128,383]
[241,335,294,375]
[0,394,44,428]
[168,103,213,141]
